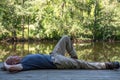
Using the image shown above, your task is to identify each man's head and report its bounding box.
[5,56,22,65]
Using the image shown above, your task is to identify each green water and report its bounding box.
[0,42,120,62]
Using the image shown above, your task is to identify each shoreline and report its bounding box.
[1,37,120,44]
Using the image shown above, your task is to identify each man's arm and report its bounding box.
[4,62,23,72]
[69,48,78,59]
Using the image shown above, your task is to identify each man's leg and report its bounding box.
[53,55,106,69]
[76,60,106,69]
[51,35,77,58]
[76,59,120,69]
[53,55,119,69]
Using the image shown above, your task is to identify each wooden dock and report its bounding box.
[0,62,120,80]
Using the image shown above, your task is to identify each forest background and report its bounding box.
[0,0,120,42]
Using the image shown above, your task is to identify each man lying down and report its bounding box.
[1,35,120,73]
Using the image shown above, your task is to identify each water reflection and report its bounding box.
[0,42,120,62]
[76,42,120,62]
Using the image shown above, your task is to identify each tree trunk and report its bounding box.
[93,0,98,41]
[22,0,25,40]
[28,16,29,41]
[22,16,24,40]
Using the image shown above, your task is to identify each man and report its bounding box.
[1,35,120,72]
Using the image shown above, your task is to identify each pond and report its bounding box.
[0,42,120,62]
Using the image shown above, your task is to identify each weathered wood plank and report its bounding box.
[0,63,120,80]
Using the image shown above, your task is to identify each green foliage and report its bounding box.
[0,0,120,41]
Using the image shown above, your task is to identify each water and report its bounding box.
[0,42,120,62]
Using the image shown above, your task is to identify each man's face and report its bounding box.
[6,56,21,65]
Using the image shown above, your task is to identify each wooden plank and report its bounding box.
[0,63,120,80]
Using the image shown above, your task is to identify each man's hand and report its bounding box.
[8,67,20,73]
[71,56,78,59]
[4,62,23,73]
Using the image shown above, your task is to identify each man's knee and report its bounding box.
[62,35,70,40]
[62,35,73,42]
